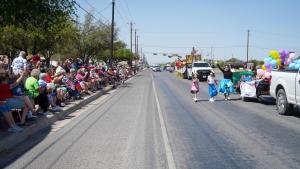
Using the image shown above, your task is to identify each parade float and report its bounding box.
[240,49,300,102]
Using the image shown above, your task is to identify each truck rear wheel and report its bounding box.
[276,89,292,115]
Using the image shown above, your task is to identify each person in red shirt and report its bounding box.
[0,71,29,125]
[45,68,54,83]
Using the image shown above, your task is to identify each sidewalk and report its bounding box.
[0,85,116,152]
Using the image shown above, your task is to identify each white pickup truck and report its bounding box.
[192,61,212,80]
[270,68,300,115]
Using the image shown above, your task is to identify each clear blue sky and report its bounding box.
[77,0,300,64]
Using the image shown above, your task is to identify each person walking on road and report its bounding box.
[190,74,199,102]
[217,64,234,100]
[207,72,218,102]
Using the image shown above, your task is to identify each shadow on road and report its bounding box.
[0,91,113,168]
[0,126,51,168]
[283,106,300,118]
[119,82,134,88]
[196,98,241,102]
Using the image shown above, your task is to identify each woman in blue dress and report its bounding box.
[217,64,234,100]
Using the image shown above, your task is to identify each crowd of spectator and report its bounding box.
[0,51,135,133]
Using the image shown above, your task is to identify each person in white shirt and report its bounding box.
[207,72,218,102]
[11,51,27,75]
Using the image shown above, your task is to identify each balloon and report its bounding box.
[285,58,292,65]
[266,65,272,72]
[264,61,271,67]
[295,64,300,70]
[262,65,266,71]
[270,50,280,59]
[289,52,296,60]
[279,49,288,57]
[264,57,271,63]
[289,63,296,69]
[296,59,300,64]
[271,59,277,68]
[268,56,273,62]
[276,59,281,65]
[257,69,265,76]
[279,49,288,62]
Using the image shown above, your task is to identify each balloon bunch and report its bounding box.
[262,50,281,71]
[262,49,300,71]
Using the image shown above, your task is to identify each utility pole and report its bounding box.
[140,47,143,67]
[128,22,134,66]
[109,0,115,68]
[210,47,214,64]
[137,35,139,57]
[246,29,250,63]
[140,47,142,62]
[134,29,137,56]
[128,22,134,53]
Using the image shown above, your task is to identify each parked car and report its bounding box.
[192,61,212,80]
[152,66,161,72]
[270,68,300,115]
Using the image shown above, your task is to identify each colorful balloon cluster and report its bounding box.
[262,50,281,71]
[257,49,300,79]
[262,49,300,71]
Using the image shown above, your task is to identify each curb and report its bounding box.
[0,85,115,151]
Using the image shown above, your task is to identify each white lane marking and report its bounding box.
[152,75,177,169]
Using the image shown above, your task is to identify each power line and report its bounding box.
[98,2,112,13]
[74,1,106,26]
[116,1,131,22]
[122,0,134,21]
[115,5,128,25]
[252,29,300,39]
[82,0,110,23]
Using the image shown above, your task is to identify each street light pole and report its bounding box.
[134,29,137,56]
[109,0,115,68]
[137,35,139,57]
[128,22,134,66]
[128,22,134,54]
[246,29,250,63]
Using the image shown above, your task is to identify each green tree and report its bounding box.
[225,57,243,64]
[248,59,264,67]
[0,0,76,58]
[0,0,76,28]
[115,48,133,63]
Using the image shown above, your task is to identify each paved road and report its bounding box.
[4,70,300,169]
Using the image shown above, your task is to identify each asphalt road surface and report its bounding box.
[3,70,300,169]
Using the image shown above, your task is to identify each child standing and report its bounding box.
[190,74,199,102]
[207,72,218,102]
